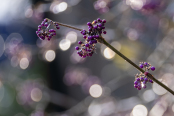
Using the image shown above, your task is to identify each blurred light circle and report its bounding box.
[31,88,42,102]
[99,1,107,8]
[132,104,148,116]
[149,101,167,116]
[25,8,33,18]
[20,58,29,69]
[55,2,68,13]
[143,89,155,102]
[89,84,102,98]
[129,0,144,10]
[152,80,167,95]
[59,39,71,51]
[88,103,101,116]
[127,28,138,41]
[45,50,56,62]
[66,31,77,44]
[103,47,115,59]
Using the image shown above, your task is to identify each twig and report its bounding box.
[51,21,174,95]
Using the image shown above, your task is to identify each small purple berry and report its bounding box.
[151,66,155,71]
[77,51,80,54]
[79,54,82,57]
[44,18,47,22]
[89,41,93,45]
[97,18,101,22]
[78,41,82,44]
[98,23,102,27]
[144,72,148,76]
[48,35,52,38]
[82,32,86,35]
[49,29,54,32]
[38,28,41,31]
[40,36,45,40]
[83,35,87,39]
[93,40,97,43]
[139,64,143,68]
[36,31,39,34]
[96,35,99,38]
[87,22,91,26]
[41,22,44,26]
[38,25,42,28]
[92,35,96,38]
[143,81,146,84]
[103,31,107,34]
[144,62,148,66]
[75,46,79,50]
[134,85,138,88]
[134,81,138,85]
[85,44,89,47]
[82,55,86,58]
[45,23,48,27]
[102,19,106,23]
[149,79,153,83]
[136,78,140,81]
[88,36,92,40]
[140,77,144,81]
[137,87,141,90]
[88,28,92,31]
[137,83,141,87]
[88,26,93,29]
[56,27,60,29]
[94,25,98,29]
[144,78,148,82]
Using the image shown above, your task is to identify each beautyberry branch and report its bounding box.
[36,18,174,95]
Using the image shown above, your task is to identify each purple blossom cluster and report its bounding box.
[75,18,107,58]
[134,62,155,90]
[36,18,60,41]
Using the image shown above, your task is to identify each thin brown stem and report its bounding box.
[52,20,174,95]
[102,38,174,95]
[56,22,83,31]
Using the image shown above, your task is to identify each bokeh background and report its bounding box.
[0,0,174,116]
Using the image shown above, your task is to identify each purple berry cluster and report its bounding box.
[36,18,60,41]
[134,62,155,90]
[75,18,107,58]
